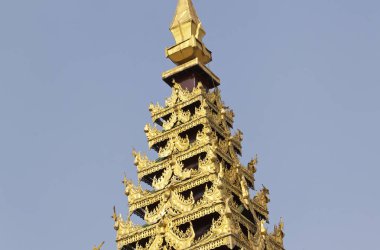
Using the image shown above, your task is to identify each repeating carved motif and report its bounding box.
[152,167,173,190]
[135,126,216,177]
[161,108,192,131]
[247,155,258,176]
[223,164,239,188]
[196,181,223,206]
[145,200,170,224]
[178,109,192,124]
[198,151,218,174]
[123,177,151,205]
[165,223,195,249]
[162,111,178,131]
[171,191,195,212]
[195,99,209,118]
[251,221,267,250]
[110,2,286,248]
[116,70,284,250]
[132,150,153,172]
[232,129,243,143]
[145,85,239,150]
[113,208,141,240]
[144,124,161,141]
[253,186,271,212]
[188,197,256,249]
[150,93,202,123]
[158,135,190,158]
[269,218,285,246]
[172,159,194,181]
[149,102,165,117]
[241,176,250,206]
[141,188,197,224]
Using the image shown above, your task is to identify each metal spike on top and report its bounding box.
[170,0,201,29]
[167,0,210,65]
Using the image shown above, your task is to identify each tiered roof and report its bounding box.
[112,1,285,249]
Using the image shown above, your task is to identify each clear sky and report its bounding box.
[0,0,379,249]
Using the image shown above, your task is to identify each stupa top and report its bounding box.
[166,0,211,65]
[170,0,202,30]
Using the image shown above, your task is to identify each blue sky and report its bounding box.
[0,0,379,249]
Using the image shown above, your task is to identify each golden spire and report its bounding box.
[170,0,205,43]
[166,0,212,65]
[170,0,200,26]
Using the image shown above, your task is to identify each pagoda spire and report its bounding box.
[170,0,201,26]
[111,2,286,249]
[163,0,219,89]
[170,0,205,42]
[166,0,211,66]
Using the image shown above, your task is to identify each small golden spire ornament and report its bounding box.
[166,0,212,65]
[92,241,104,250]
[170,0,205,43]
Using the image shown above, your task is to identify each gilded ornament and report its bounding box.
[172,158,193,180]
[152,167,173,190]
[198,151,218,174]
[163,112,178,131]
[233,129,243,143]
[132,150,152,172]
[112,1,285,250]
[253,186,270,211]
[149,102,164,116]
[123,177,150,204]
[270,218,285,246]
[241,176,250,206]
[247,155,258,175]
[92,241,104,250]
[144,124,161,141]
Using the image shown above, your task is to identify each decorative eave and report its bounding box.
[188,233,241,250]
[117,209,255,250]
[129,172,214,213]
[127,170,259,231]
[115,222,156,248]
[146,116,228,149]
[136,140,211,179]
[137,142,247,184]
[134,138,251,188]
[149,88,234,128]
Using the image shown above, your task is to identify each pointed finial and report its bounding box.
[280,217,285,230]
[170,0,205,43]
[112,206,117,221]
[122,172,128,186]
[92,241,105,250]
[166,0,212,65]
[112,206,120,230]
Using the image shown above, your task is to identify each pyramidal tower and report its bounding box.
[112,1,285,249]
